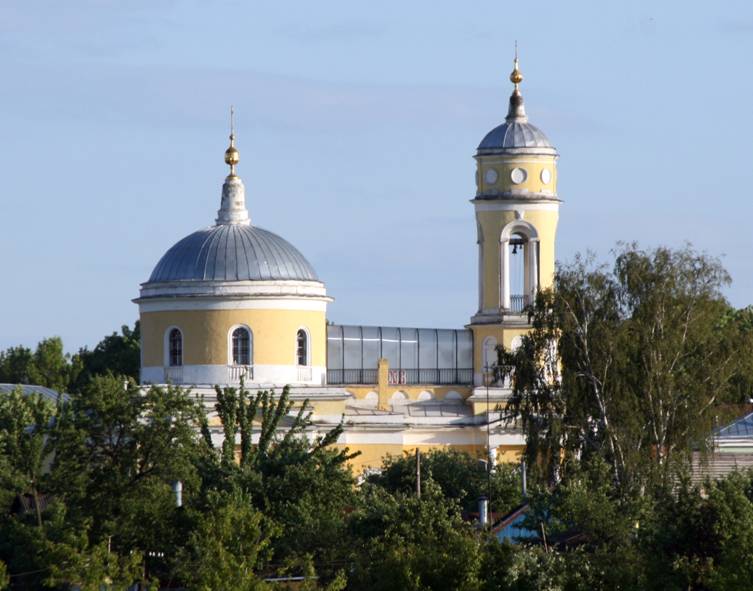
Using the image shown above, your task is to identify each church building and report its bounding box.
[134,55,560,470]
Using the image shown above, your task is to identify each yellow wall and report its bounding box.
[141,308,326,366]
[471,324,530,373]
[335,443,525,472]
[476,155,558,196]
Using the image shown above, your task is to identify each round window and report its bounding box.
[484,168,498,184]
[510,167,527,184]
[540,169,552,184]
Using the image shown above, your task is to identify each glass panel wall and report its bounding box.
[326,325,473,385]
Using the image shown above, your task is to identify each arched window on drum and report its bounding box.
[232,327,252,366]
[296,329,309,366]
[168,328,183,367]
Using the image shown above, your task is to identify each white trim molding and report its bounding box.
[138,296,329,313]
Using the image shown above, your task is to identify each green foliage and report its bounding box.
[370,448,522,514]
[173,490,274,591]
[501,244,747,489]
[48,376,206,563]
[348,483,483,591]
[208,384,358,580]
[0,337,74,392]
[0,387,55,521]
[43,509,146,591]
[70,322,141,390]
[0,322,141,395]
[4,275,753,590]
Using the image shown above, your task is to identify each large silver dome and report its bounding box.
[147,224,318,283]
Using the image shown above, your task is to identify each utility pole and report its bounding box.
[484,364,493,526]
[416,448,421,499]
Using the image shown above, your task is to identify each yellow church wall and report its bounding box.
[305,399,348,415]
[497,445,525,463]
[141,308,326,367]
[471,324,530,372]
[335,443,525,472]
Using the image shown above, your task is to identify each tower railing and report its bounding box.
[508,294,532,314]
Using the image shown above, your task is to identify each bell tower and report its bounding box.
[469,52,561,385]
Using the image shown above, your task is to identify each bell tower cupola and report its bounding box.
[469,50,561,383]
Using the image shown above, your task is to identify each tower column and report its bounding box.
[527,238,539,302]
[501,239,511,310]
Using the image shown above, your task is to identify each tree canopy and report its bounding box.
[2,244,753,589]
[500,244,753,490]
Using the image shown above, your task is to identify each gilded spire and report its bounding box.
[510,41,523,87]
[216,107,250,226]
[224,105,240,177]
[506,43,527,123]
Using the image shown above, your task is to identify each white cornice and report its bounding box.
[136,279,330,302]
[472,201,560,212]
[137,297,330,313]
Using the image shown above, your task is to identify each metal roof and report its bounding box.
[147,224,318,283]
[0,383,68,403]
[717,412,753,439]
[477,84,557,156]
[477,120,554,154]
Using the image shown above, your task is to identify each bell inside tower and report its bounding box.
[500,228,539,314]
[508,235,527,312]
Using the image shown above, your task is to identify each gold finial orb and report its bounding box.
[510,64,523,85]
[224,143,240,168]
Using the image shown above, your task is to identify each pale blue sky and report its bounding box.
[2,1,753,351]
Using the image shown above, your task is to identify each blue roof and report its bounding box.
[147,224,319,283]
[717,412,753,439]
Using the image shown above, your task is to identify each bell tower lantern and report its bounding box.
[469,52,561,384]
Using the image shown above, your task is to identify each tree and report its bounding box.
[207,384,358,582]
[0,345,35,385]
[0,561,8,590]
[348,483,483,591]
[501,244,745,489]
[71,321,141,391]
[43,509,145,591]
[48,375,207,576]
[0,338,76,392]
[370,448,522,515]
[172,490,274,591]
[0,387,56,525]
[32,337,74,393]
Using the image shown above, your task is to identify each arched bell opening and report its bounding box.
[500,221,540,313]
